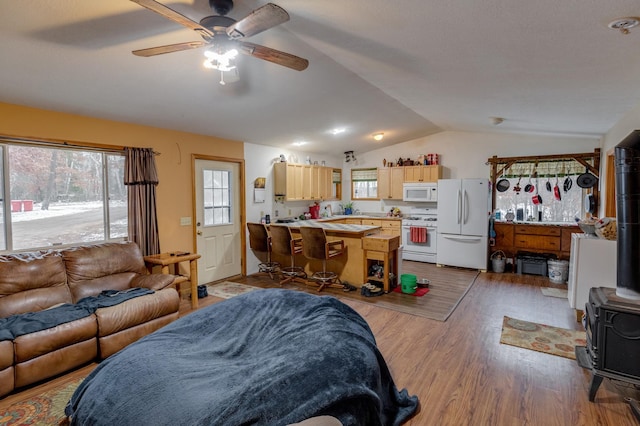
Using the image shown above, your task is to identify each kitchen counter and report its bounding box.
[269,220,383,286]
[273,220,380,236]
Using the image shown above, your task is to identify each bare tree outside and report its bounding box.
[4,145,127,251]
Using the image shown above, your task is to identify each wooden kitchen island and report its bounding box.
[269,221,381,286]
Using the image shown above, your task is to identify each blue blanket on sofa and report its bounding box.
[65,289,418,425]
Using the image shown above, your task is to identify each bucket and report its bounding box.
[548,260,569,283]
[491,250,506,273]
[400,274,417,294]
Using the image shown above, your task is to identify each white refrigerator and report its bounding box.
[436,178,490,270]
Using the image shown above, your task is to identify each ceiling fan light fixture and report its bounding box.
[372,132,384,141]
[204,48,239,71]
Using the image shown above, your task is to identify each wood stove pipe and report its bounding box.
[615,130,640,299]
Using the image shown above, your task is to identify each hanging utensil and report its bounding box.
[546,176,552,192]
[532,176,542,204]
[553,164,561,201]
[577,167,598,188]
[513,174,522,194]
[563,162,573,192]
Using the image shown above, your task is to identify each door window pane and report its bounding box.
[203,169,232,226]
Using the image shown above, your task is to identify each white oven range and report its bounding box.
[401,206,437,263]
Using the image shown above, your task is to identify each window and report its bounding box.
[351,168,377,199]
[0,142,127,252]
[203,169,231,225]
[494,159,594,223]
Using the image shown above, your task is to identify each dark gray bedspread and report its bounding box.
[65,289,418,426]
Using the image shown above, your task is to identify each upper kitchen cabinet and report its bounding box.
[274,163,336,201]
[378,167,404,200]
[403,165,442,183]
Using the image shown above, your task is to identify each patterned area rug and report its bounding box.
[541,287,568,298]
[500,316,586,360]
[0,379,82,425]
[206,281,262,299]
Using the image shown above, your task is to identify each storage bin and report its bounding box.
[517,256,548,276]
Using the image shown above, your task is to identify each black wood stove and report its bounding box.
[575,130,640,411]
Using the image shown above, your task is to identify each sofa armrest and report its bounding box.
[130,274,176,291]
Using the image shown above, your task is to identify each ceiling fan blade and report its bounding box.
[226,3,289,39]
[130,0,215,40]
[240,42,308,71]
[132,41,206,57]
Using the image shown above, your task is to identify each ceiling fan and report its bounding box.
[129,0,309,74]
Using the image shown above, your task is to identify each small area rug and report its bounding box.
[500,316,586,360]
[206,281,262,299]
[541,287,568,298]
[392,287,430,297]
[0,379,82,425]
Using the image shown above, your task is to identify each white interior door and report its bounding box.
[195,159,241,283]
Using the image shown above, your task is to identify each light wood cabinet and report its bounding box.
[403,165,442,183]
[377,167,404,199]
[274,163,335,201]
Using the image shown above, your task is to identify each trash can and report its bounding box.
[21,200,33,211]
[10,200,22,212]
[548,259,569,283]
[491,250,506,273]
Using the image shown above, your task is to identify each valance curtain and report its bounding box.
[124,147,160,256]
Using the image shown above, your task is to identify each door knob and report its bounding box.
[197,231,203,236]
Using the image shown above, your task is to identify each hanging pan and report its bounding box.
[577,167,598,189]
[553,165,561,201]
[496,167,510,192]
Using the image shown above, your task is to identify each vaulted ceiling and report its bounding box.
[1,0,639,154]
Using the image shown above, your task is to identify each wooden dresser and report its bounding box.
[493,222,581,261]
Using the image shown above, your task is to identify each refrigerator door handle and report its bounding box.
[457,189,462,224]
[463,189,469,225]
[442,235,483,243]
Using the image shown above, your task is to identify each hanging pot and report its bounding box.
[532,194,542,205]
[545,178,552,192]
[577,167,598,188]
[524,165,535,193]
[563,175,573,192]
[553,166,561,201]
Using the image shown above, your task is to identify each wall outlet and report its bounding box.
[275,210,279,217]
[180,217,192,226]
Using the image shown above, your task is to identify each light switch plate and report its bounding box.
[180,217,192,226]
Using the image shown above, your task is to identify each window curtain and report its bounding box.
[124,147,160,256]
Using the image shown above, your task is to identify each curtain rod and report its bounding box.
[0,135,160,155]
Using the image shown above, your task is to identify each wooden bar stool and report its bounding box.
[299,226,346,291]
[269,225,307,285]
[247,222,280,279]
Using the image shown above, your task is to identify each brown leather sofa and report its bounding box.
[0,242,181,398]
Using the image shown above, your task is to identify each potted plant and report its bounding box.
[341,202,354,215]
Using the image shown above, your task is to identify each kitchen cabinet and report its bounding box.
[377,167,404,199]
[403,165,442,183]
[274,163,335,201]
[493,222,581,260]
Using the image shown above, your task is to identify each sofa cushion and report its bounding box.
[13,314,98,363]
[0,339,13,370]
[0,251,71,317]
[95,288,179,337]
[62,242,148,302]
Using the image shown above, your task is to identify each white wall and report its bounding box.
[244,143,342,274]
[600,103,640,217]
[346,130,601,214]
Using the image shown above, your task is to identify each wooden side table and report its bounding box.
[362,235,400,293]
[144,252,201,309]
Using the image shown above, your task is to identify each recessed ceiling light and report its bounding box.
[330,128,346,135]
[292,141,308,146]
[608,17,640,34]
[372,132,384,141]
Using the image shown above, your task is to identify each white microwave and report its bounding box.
[403,183,438,202]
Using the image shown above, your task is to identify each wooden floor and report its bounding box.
[3,264,639,425]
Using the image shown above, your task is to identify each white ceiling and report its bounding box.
[1,0,639,155]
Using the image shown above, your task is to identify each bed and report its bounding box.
[65,289,419,425]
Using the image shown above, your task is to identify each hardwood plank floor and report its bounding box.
[2,265,638,425]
